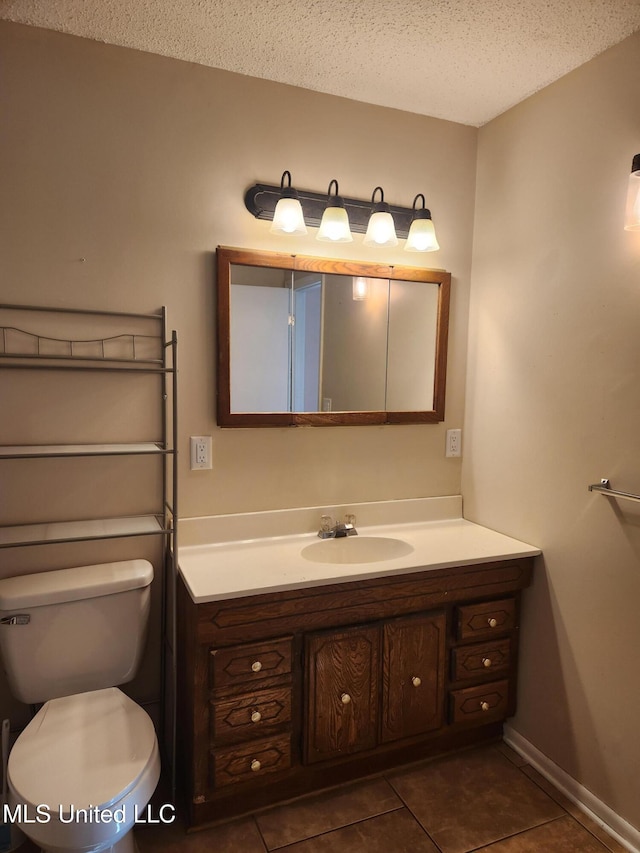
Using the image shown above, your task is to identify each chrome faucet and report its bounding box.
[317,514,358,539]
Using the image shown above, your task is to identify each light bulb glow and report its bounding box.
[270,197,307,235]
[352,277,370,300]
[317,206,353,242]
[624,168,640,231]
[405,218,440,252]
[363,211,398,247]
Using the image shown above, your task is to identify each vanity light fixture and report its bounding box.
[270,171,307,236]
[363,187,399,247]
[624,154,640,231]
[317,180,353,242]
[404,194,440,252]
[244,177,439,248]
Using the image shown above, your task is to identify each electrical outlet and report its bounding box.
[190,435,212,470]
[446,428,462,458]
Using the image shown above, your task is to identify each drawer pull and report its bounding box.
[480,701,490,712]
[411,676,422,687]
[250,710,262,723]
[482,657,492,668]
[251,660,263,673]
[487,617,498,628]
[341,692,352,705]
[250,759,261,772]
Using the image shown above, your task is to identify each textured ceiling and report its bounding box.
[1,0,639,126]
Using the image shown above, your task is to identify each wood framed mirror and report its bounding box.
[216,247,451,427]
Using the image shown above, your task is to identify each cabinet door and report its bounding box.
[305,624,380,764]
[381,612,446,743]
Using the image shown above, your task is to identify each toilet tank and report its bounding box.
[0,560,153,704]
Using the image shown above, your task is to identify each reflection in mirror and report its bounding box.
[387,279,439,411]
[229,266,293,413]
[218,248,450,427]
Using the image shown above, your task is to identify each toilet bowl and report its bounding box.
[8,687,160,853]
[0,561,160,853]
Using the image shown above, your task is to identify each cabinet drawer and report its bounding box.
[210,636,292,690]
[451,638,511,682]
[211,733,291,788]
[449,679,509,724]
[456,599,515,641]
[210,687,292,745]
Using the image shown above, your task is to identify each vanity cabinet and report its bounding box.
[177,556,533,828]
[304,612,446,763]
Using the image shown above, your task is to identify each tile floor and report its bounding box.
[136,742,628,853]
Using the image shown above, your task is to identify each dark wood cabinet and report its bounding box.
[381,612,446,742]
[177,556,533,828]
[305,625,380,763]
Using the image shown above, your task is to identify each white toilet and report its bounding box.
[0,560,161,853]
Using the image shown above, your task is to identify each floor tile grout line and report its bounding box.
[516,761,570,814]
[382,772,445,852]
[493,741,526,763]
[257,804,409,851]
[461,814,572,853]
[381,745,581,853]
[251,814,270,852]
[516,762,624,853]
[562,814,625,853]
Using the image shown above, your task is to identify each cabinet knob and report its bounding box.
[251,660,263,672]
[251,710,262,723]
[487,617,498,628]
[341,693,351,705]
[482,657,492,668]
[411,676,422,687]
[480,701,490,712]
[250,759,261,772]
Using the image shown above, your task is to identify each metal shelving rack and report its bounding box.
[0,302,178,792]
[0,304,177,550]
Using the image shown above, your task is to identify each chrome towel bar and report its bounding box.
[588,478,640,504]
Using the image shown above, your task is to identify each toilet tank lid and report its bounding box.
[0,560,153,610]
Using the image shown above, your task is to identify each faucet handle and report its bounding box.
[343,513,358,536]
[320,515,333,534]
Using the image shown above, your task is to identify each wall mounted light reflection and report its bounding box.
[317,180,353,242]
[352,277,370,300]
[624,154,640,231]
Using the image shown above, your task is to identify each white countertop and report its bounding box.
[178,499,540,604]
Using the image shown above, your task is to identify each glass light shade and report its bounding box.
[363,211,398,247]
[624,156,640,231]
[405,218,440,252]
[352,277,370,300]
[317,206,353,242]
[270,197,307,235]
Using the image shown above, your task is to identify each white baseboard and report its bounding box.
[504,725,640,853]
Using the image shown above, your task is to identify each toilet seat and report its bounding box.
[8,687,160,851]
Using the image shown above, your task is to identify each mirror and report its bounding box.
[217,247,451,426]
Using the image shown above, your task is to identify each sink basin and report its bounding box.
[301,536,414,565]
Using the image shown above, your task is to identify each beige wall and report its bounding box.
[321,275,389,411]
[465,32,640,830]
[4,17,638,834]
[0,21,476,523]
[0,20,474,727]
